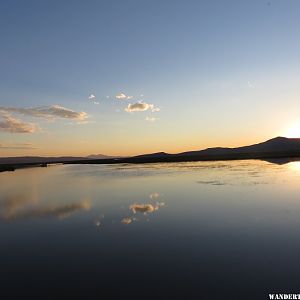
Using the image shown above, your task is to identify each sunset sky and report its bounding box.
[1,0,300,157]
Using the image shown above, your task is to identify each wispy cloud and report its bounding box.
[88,94,99,105]
[247,81,254,88]
[0,113,38,133]
[145,116,157,122]
[0,142,37,149]
[0,105,88,121]
[115,93,133,100]
[151,107,160,112]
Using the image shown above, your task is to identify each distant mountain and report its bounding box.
[179,137,300,156]
[0,153,122,165]
[87,154,121,159]
[130,137,300,160]
[133,152,169,159]
[0,156,87,165]
[3,137,300,170]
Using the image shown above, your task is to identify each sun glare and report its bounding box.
[283,123,300,138]
[288,161,300,172]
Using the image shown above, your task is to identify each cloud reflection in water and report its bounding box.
[120,199,165,225]
[121,217,133,225]
[0,195,91,221]
[130,202,165,215]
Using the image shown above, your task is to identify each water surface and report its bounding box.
[1,160,300,299]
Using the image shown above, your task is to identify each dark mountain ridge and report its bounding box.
[129,137,300,159]
[87,154,122,159]
[2,137,300,172]
[178,137,300,156]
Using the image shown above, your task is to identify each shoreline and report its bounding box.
[2,151,300,172]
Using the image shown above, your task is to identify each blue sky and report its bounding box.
[1,0,300,156]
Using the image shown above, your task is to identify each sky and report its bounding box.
[1,0,300,157]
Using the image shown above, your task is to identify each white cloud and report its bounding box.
[125,101,154,113]
[115,93,133,100]
[0,113,38,133]
[124,101,160,113]
[88,95,99,105]
[0,105,88,121]
[145,116,157,122]
[116,93,126,100]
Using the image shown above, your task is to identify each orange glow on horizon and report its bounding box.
[0,134,273,158]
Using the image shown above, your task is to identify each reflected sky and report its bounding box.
[1,197,91,221]
[2,160,300,298]
[0,160,300,226]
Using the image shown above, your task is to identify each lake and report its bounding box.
[1,160,300,299]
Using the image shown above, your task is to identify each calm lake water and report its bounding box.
[1,160,300,299]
